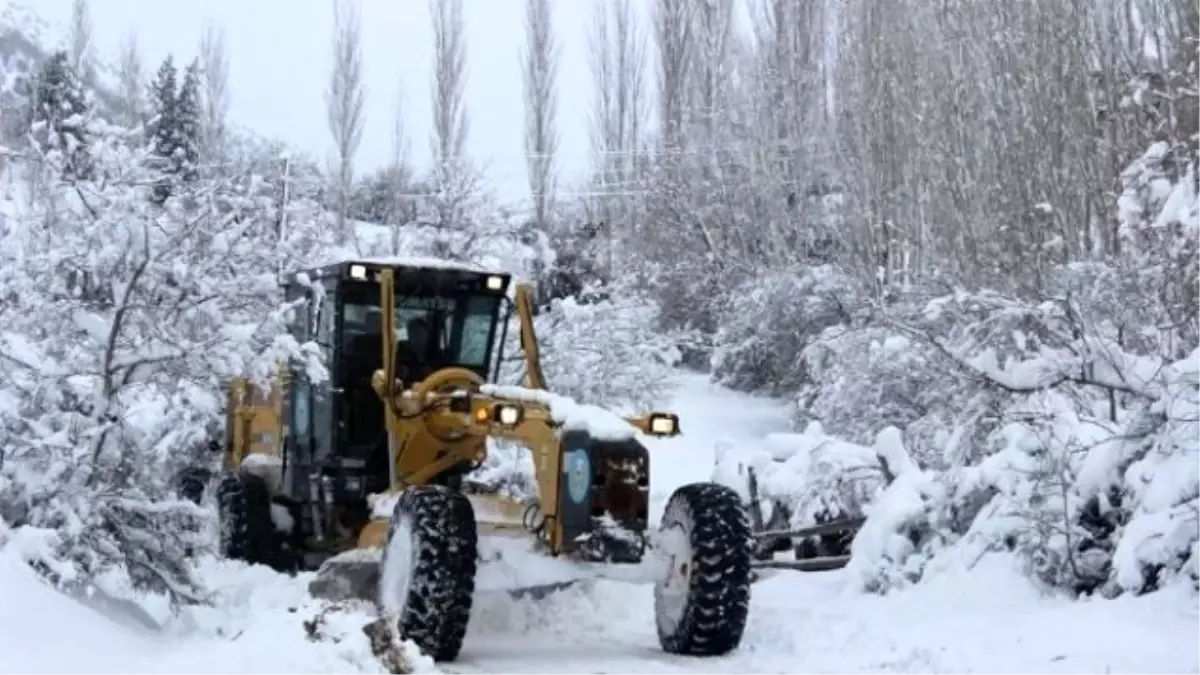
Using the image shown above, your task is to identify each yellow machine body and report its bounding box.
[223,261,681,565]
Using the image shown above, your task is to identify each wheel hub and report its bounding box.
[653,521,693,636]
[377,516,417,617]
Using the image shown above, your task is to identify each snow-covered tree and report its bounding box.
[174,61,202,180]
[198,21,231,165]
[426,0,490,260]
[66,0,96,88]
[325,0,365,246]
[146,56,201,203]
[0,115,328,607]
[521,0,558,234]
[115,30,147,129]
[28,50,92,182]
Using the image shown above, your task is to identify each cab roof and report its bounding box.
[290,257,512,294]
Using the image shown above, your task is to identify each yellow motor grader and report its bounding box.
[208,257,752,662]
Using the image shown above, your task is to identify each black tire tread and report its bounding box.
[656,481,752,657]
[382,485,478,662]
[175,466,213,505]
[215,472,276,566]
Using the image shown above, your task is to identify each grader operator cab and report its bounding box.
[209,257,753,663]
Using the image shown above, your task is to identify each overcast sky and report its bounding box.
[28,0,604,208]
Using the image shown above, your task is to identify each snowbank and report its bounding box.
[0,547,156,674]
[0,546,434,675]
[149,557,433,674]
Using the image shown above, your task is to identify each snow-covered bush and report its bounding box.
[844,428,950,594]
[710,173,1197,598]
[797,322,950,467]
[713,422,886,531]
[784,338,1199,598]
[722,135,1197,597]
[797,287,1093,469]
[711,264,859,396]
[498,281,682,412]
[538,294,680,411]
[474,280,684,497]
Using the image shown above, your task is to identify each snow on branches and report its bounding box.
[0,115,323,605]
[717,135,1198,598]
[498,281,682,412]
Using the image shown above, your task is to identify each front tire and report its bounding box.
[377,485,478,662]
[654,482,752,656]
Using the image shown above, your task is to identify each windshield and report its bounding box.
[342,292,500,370]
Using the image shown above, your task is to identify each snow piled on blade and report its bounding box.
[480,384,638,440]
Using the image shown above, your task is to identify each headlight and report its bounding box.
[485,275,505,291]
[648,413,679,436]
[494,403,523,426]
[349,264,368,280]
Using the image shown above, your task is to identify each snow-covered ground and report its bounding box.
[3,372,1198,674]
[645,371,794,520]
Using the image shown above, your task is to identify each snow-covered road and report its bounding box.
[3,371,1198,674]
[645,371,794,517]
[455,555,1199,674]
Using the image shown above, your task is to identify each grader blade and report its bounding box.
[468,493,589,600]
[308,549,384,604]
[307,538,583,600]
[307,494,588,605]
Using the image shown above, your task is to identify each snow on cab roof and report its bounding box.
[346,256,507,275]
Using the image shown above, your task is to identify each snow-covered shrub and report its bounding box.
[498,281,682,412]
[476,280,683,497]
[711,264,859,396]
[729,278,1196,597]
[537,292,680,411]
[845,428,950,594]
[798,287,1090,469]
[830,344,1198,597]
[713,422,886,531]
[0,120,325,605]
[798,323,950,467]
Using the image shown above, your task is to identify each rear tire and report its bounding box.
[377,485,478,662]
[215,472,276,566]
[174,466,213,505]
[654,482,752,656]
